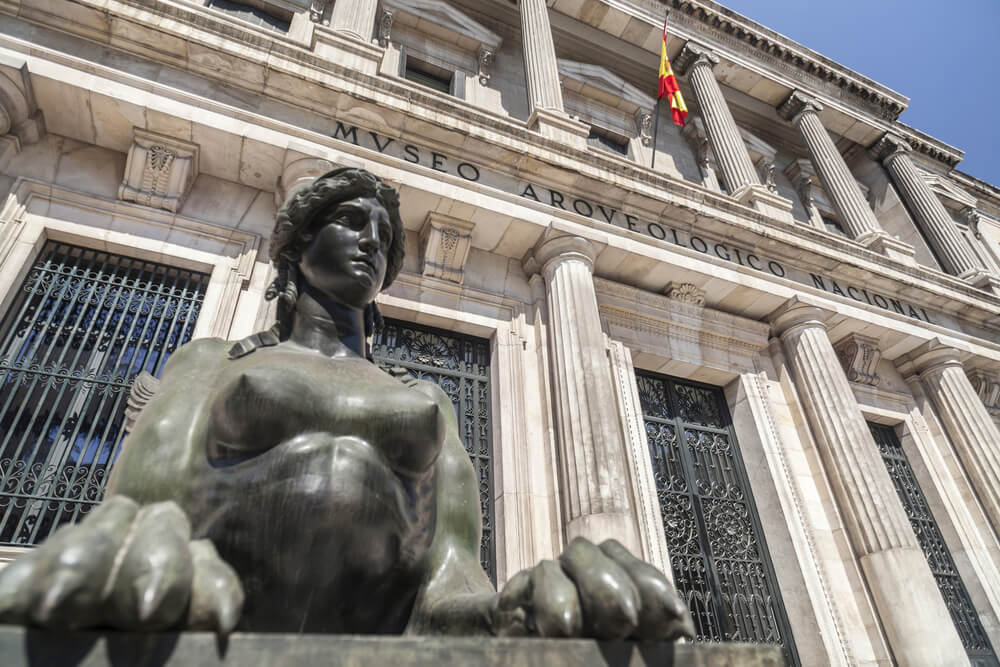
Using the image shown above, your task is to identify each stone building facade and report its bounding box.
[1,0,999,665]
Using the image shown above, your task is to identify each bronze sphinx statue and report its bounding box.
[0,168,693,640]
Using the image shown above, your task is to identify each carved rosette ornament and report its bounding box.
[832,333,881,387]
[665,282,706,306]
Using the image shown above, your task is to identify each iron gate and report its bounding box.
[636,371,799,665]
[372,319,495,584]
[0,241,209,546]
[869,422,998,667]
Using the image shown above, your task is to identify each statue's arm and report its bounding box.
[405,380,497,635]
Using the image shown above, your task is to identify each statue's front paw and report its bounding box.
[0,496,243,633]
[494,538,694,641]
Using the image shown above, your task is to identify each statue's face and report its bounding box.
[298,195,392,309]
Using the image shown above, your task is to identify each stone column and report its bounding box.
[328,0,378,41]
[524,232,639,551]
[898,341,1000,537]
[674,42,759,194]
[519,0,562,113]
[870,132,991,282]
[770,297,966,666]
[778,92,886,244]
[517,0,588,146]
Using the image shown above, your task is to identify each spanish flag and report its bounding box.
[658,22,687,126]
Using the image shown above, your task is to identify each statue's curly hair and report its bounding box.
[264,167,405,340]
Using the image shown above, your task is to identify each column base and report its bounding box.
[733,184,795,224]
[527,108,590,150]
[857,230,917,266]
[313,27,384,75]
[961,268,1000,296]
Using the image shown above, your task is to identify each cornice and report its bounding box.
[654,0,908,121]
[890,122,964,168]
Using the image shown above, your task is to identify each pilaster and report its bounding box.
[778,92,897,250]
[897,341,1000,538]
[523,231,639,551]
[770,297,966,665]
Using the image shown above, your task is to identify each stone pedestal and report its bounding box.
[770,297,967,667]
[0,627,785,667]
[524,232,639,551]
[898,340,1000,536]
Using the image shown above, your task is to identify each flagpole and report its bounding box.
[650,95,661,170]
[651,9,670,171]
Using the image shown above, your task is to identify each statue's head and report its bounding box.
[266,168,405,338]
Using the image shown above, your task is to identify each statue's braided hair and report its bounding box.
[264,168,404,341]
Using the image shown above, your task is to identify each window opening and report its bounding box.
[821,216,846,237]
[587,126,629,156]
[0,241,210,546]
[206,0,290,32]
[636,371,799,665]
[403,58,453,95]
[372,318,495,584]
[869,422,999,667]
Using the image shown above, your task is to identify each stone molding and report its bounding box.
[275,156,337,207]
[118,129,200,213]
[0,61,45,147]
[523,231,597,277]
[662,0,907,121]
[418,212,475,284]
[832,333,882,387]
[868,132,911,165]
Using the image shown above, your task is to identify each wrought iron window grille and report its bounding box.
[869,422,998,667]
[636,370,799,665]
[372,318,495,584]
[0,241,209,547]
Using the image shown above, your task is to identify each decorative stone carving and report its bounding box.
[378,7,394,46]
[664,282,705,306]
[477,47,493,86]
[419,213,475,284]
[833,333,881,387]
[760,161,777,193]
[0,62,45,171]
[123,371,162,435]
[118,129,199,213]
[309,0,329,23]
[967,369,1000,412]
[636,110,652,147]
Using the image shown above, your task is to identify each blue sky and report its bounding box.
[716,0,1000,186]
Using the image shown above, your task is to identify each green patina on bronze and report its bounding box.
[0,169,692,641]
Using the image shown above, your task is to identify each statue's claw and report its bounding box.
[0,497,243,634]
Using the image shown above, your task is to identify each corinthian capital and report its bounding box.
[868,132,912,165]
[673,41,720,77]
[777,90,823,123]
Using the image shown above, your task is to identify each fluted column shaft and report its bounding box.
[871,133,984,277]
[778,92,883,241]
[528,234,637,550]
[328,0,378,41]
[675,43,759,193]
[901,343,1000,536]
[772,298,966,665]
[519,0,563,113]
